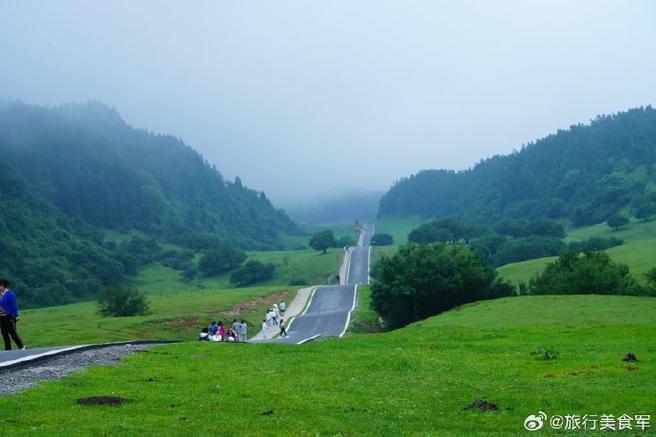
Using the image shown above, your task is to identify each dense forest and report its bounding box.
[379,107,656,225]
[0,101,301,307]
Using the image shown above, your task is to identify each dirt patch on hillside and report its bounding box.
[223,290,290,316]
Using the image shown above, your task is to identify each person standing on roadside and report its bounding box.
[262,319,269,339]
[0,279,26,351]
[239,319,248,341]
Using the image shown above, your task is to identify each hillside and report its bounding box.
[379,106,656,225]
[3,295,654,435]
[0,101,299,249]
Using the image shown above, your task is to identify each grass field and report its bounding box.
[375,215,427,245]
[133,248,344,296]
[499,218,656,286]
[17,286,297,348]
[2,295,654,435]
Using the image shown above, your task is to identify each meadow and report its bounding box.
[2,294,654,435]
[18,286,296,348]
[499,218,656,286]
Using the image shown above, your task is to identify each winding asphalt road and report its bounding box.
[277,223,374,344]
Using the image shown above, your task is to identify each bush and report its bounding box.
[567,237,623,253]
[97,284,150,317]
[370,243,513,330]
[230,260,276,286]
[334,236,356,248]
[288,278,309,286]
[371,233,394,246]
[493,236,565,266]
[198,245,246,276]
[528,252,646,296]
[635,204,656,222]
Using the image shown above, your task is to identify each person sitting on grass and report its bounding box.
[198,327,210,341]
[218,321,225,339]
[208,321,218,336]
[224,330,236,342]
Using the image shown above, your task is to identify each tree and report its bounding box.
[370,243,513,330]
[523,219,565,238]
[646,267,656,293]
[309,230,336,254]
[371,233,394,246]
[198,245,247,276]
[607,215,629,231]
[635,204,656,222]
[528,252,645,296]
[230,260,276,286]
[97,284,150,317]
[493,219,526,239]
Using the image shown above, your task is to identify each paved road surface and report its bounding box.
[278,223,373,344]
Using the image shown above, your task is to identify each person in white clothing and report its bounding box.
[262,319,269,339]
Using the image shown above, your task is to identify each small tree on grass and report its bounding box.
[607,215,629,231]
[230,260,276,287]
[370,243,513,330]
[635,205,656,222]
[309,230,336,254]
[646,267,656,294]
[97,285,150,317]
[371,233,394,246]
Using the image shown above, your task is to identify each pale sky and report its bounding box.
[2,1,656,206]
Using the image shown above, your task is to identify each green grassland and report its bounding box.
[18,286,296,348]
[133,248,344,295]
[375,215,427,245]
[2,295,654,435]
[499,218,656,286]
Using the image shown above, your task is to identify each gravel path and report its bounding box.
[0,343,158,396]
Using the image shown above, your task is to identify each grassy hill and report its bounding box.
[3,295,654,435]
[18,285,295,348]
[499,218,656,286]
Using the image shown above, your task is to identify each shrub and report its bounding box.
[370,243,513,330]
[528,252,646,296]
[230,260,276,286]
[493,236,565,266]
[288,278,309,286]
[567,237,623,253]
[371,233,394,246]
[97,284,150,317]
[198,245,246,276]
[635,204,656,222]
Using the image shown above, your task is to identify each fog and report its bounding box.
[1,1,656,207]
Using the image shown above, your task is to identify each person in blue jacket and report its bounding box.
[0,279,26,350]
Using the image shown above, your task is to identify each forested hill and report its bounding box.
[379,106,656,225]
[0,101,299,249]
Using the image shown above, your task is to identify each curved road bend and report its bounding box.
[277,223,374,344]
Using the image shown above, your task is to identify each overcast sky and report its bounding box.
[2,1,656,206]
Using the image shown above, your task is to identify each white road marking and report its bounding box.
[339,284,358,337]
[296,333,321,345]
[0,345,91,368]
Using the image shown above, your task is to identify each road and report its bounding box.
[278,223,374,344]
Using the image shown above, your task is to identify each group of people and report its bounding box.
[198,299,289,342]
[198,319,248,342]
[261,299,288,339]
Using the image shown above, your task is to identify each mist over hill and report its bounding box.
[379,106,656,225]
[0,101,300,307]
